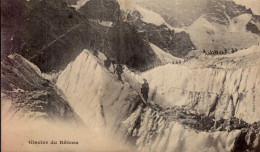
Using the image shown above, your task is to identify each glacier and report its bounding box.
[56,47,260,151]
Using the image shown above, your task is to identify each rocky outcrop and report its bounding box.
[247,15,260,35]
[1,54,82,123]
[204,0,260,38]
[205,0,251,26]
[108,22,159,69]
[79,0,120,21]
[127,10,195,58]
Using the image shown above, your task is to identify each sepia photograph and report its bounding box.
[1,0,260,151]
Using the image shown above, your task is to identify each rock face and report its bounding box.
[2,0,162,72]
[1,0,195,72]
[56,49,260,151]
[247,15,260,35]
[1,0,93,72]
[203,0,260,36]
[204,0,251,26]
[79,0,120,21]
[126,10,195,58]
[108,22,159,69]
[1,54,82,123]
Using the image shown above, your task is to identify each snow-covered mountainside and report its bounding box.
[186,15,260,52]
[56,50,145,149]
[125,8,195,58]
[133,5,185,33]
[122,46,260,123]
[71,0,89,10]
[149,43,183,65]
[134,5,173,29]
[186,0,260,51]
[2,0,260,151]
[137,0,211,27]
[1,53,129,152]
[56,49,260,151]
[136,0,260,53]
[232,0,260,15]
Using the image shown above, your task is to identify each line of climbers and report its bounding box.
[89,37,125,83]
[105,59,149,103]
[103,57,124,81]
[89,35,150,102]
[202,47,246,55]
[104,57,150,102]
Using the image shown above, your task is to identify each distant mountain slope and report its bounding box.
[2,0,160,72]
[232,0,260,15]
[125,6,195,58]
[137,0,260,54]
[187,0,260,52]
[137,0,210,27]
[1,0,94,72]
[149,43,183,64]
[186,15,260,52]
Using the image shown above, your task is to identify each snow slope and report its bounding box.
[1,53,130,152]
[143,48,260,123]
[56,49,260,151]
[134,5,185,32]
[123,46,260,123]
[187,16,260,51]
[150,43,183,64]
[56,50,141,136]
[123,107,241,152]
[142,65,260,123]
[71,0,89,10]
[232,0,260,15]
[229,14,252,32]
[135,5,171,28]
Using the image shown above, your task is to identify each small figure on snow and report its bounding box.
[104,58,111,69]
[116,64,123,81]
[141,79,149,102]
[111,59,117,73]
[93,49,99,57]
